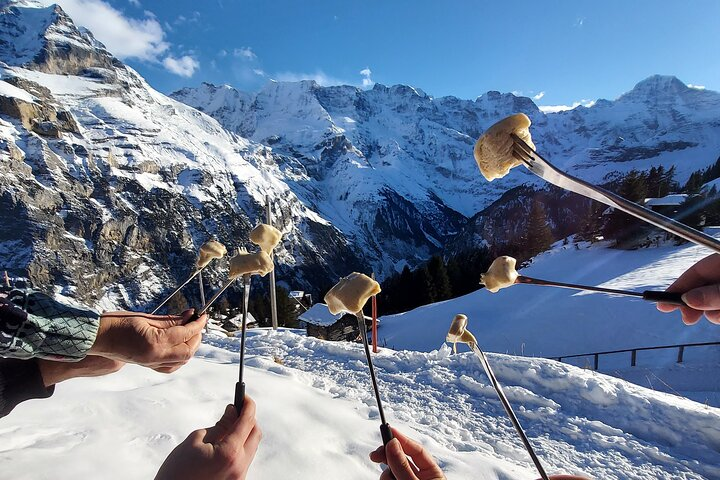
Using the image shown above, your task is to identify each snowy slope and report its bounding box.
[2,330,720,480]
[378,234,720,402]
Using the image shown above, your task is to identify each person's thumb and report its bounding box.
[203,405,238,444]
[682,284,720,311]
[385,438,417,480]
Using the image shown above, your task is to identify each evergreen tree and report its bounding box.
[647,166,661,198]
[675,194,705,230]
[419,266,435,304]
[579,201,602,241]
[703,157,720,184]
[602,170,649,244]
[276,286,297,328]
[619,169,648,202]
[525,199,554,254]
[426,256,452,301]
[684,171,704,194]
[661,165,678,195]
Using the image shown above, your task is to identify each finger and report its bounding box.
[244,424,262,458]
[161,317,207,345]
[705,310,720,324]
[666,254,720,293]
[152,364,184,374]
[385,438,418,480]
[390,429,437,472]
[146,309,195,328]
[370,445,387,464]
[682,284,720,311]
[186,332,203,352]
[220,395,258,449]
[656,303,679,313]
[380,468,397,480]
[204,405,238,444]
[681,307,703,326]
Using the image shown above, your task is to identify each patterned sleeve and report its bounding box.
[0,289,101,361]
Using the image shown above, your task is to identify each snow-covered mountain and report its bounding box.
[174,75,720,264]
[2,0,720,310]
[0,0,365,309]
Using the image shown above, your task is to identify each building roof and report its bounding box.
[644,194,688,207]
[223,312,258,327]
[299,303,372,326]
[299,303,343,326]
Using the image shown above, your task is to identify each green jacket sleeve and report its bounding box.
[0,289,100,361]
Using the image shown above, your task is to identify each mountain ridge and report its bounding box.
[1,1,719,310]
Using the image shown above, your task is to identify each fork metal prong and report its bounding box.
[506,133,720,254]
[511,144,532,166]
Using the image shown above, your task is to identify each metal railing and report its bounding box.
[552,341,720,371]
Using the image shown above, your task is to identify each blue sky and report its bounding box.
[51,0,719,109]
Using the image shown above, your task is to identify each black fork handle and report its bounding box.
[643,291,685,306]
[234,382,245,414]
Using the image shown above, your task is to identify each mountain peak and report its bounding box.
[618,75,690,103]
[0,0,122,75]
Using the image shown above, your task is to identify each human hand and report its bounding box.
[37,355,125,387]
[657,254,720,325]
[370,428,445,480]
[155,396,262,480]
[90,309,207,373]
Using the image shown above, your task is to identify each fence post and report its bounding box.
[593,353,599,371]
[677,345,685,363]
[631,350,637,367]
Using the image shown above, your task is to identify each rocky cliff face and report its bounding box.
[0,1,364,309]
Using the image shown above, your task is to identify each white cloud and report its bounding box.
[574,17,585,27]
[162,55,199,77]
[539,99,596,113]
[688,84,706,90]
[274,70,348,87]
[360,67,373,88]
[128,0,141,6]
[533,91,545,100]
[253,69,267,77]
[174,11,200,25]
[218,49,228,57]
[45,0,168,61]
[233,47,257,60]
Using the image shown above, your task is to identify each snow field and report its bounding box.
[4,329,720,479]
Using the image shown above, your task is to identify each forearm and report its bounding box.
[0,358,54,418]
[0,289,101,361]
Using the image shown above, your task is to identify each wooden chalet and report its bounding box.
[299,303,374,342]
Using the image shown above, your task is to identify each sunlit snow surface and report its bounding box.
[2,328,720,480]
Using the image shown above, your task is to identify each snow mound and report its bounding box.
[3,329,720,479]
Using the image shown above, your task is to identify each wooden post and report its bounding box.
[371,272,378,353]
[631,350,637,367]
[677,345,685,363]
[593,353,599,371]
